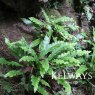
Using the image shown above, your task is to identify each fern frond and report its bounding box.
[76,65,88,78]
[62,57,81,66]
[48,43,76,61]
[54,16,74,24]
[74,50,90,56]
[31,75,40,92]
[40,59,49,72]
[39,35,50,51]
[48,45,65,61]
[38,85,48,95]
[21,47,37,58]
[39,41,64,58]
[40,66,46,77]
[19,56,35,62]
[52,59,66,65]
[58,52,70,58]
[29,17,44,26]
[4,70,23,78]
[0,58,23,67]
[30,38,41,48]
[40,79,50,87]
[42,9,50,23]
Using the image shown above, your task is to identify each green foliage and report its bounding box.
[0,9,90,95]
[75,65,88,78]
[31,75,40,92]
[85,27,95,75]
[0,80,13,93]
[58,79,71,95]
[0,58,23,67]
[24,9,79,40]
[4,70,23,78]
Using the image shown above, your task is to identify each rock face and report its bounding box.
[1,0,42,17]
[0,18,33,59]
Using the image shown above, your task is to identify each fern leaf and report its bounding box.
[41,59,49,72]
[39,35,50,51]
[0,58,23,67]
[5,38,10,46]
[48,45,65,61]
[30,38,41,48]
[4,70,23,78]
[55,16,74,24]
[31,75,40,92]
[49,42,76,61]
[38,85,48,95]
[20,37,28,46]
[19,56,35,62]
[48,41,63,50]
[21,18,32,25]
[76,65,88,78]
[52,59,66,65]
[75,50,90,56]
[40,67,46,77]
[39,41,63,58]
[58,52,70,58]
[42,9,50,23]
[21,47,37,58]
[29,17,44,26]
[58,79,71,95]
[40,79,50,87]
[57,57,81,66]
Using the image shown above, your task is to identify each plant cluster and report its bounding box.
[0,9,91,95]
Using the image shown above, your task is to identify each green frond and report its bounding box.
[39,41,64,58]
[76,65,88,78]
[4,70,23,78]
[0,58,23,67]
[58,79,71,95]
[54,16,74,24]
[40,59,49,72]
[39,35,50,51]
[30,38,41,48]
[52,59,66,65]
[42,9,50,23]
[29,17,44,26]
[19,56,35,62]
[31,75,40,92]
[38,85,48,95]
[48,43,76,61]
[40,79,50,87]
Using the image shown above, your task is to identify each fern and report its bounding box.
[39,41,64,58]
[0,9,91,95]
[29,17,44,26]
[54,16,75,24]
[48,43,76,61]
[40,59,49,72]
[38,85,48,95]
[58,79,71,95]
[30,38,41,48]
[40,79,50,87]
[75,65,88,78]
[0,58,23,67]
[31,75,40,92]
[19,56,35,62]
[42,8,50,23]
[52,59,66,65]
[4,70,23,78]
[39,35,50,51]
